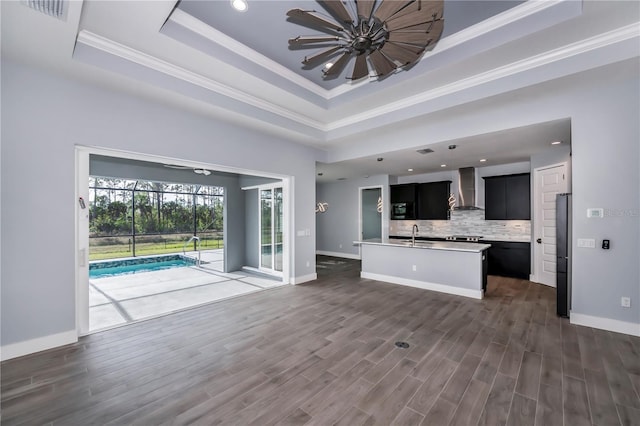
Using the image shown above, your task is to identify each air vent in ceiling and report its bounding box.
[416,148,434,155]
[25,0,66,20]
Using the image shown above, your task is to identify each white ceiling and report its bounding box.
[2,0,638,182]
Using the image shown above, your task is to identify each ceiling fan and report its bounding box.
[163,164,212,176]
[287,0,444,80]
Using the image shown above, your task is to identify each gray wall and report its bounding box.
[244,188,259,268]
[316,175,390,257]
[1,60,321,347]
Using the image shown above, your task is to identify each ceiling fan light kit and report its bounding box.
[287,0,444,81]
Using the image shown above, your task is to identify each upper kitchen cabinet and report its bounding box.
[483,173,531,220]
[390,183,417,203]
[417,181,451,220]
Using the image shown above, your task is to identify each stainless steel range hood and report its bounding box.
[455,167,480,210]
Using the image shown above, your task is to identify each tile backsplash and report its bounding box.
[390,209,531,242]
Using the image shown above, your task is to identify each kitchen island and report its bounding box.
[355,238,491,299]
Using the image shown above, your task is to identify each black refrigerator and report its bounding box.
[556,193,572,317]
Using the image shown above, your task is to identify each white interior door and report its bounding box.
[533,163,568,286]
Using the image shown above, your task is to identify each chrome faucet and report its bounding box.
[412,224,419,246]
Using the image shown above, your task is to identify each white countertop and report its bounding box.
[355,238,491,253]
[390,235,531,243]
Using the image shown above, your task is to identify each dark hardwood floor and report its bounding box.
[2,256,639,425]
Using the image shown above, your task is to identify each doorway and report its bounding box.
[532,162,568,286]
[360,186,383,241]
[259,185,284,276]
[76,146,291,336]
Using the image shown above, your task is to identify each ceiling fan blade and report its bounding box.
[386,41,424,55]
[387,31,431,46]
[323,51,352,77]
[369,49,397,77]
[385,3,442,30]
[381,42,422,65]
[373,0,414,23]
[287,9,344,32]
[350,54,369,80]
[385,0,443,23]
[386,19,435,32]
[356,0,376,20]
[303,46,343,65]
[289,35,342,46]
[422,19,444,50]
[318,1,354,24]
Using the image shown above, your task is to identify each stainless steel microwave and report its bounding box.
[391,202,415,220]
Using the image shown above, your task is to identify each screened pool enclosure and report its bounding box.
[89,177,224,260]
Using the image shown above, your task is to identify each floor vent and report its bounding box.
[395,341,410,349]
[25,0,66,20]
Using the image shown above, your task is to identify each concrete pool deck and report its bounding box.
[89,250,284,332]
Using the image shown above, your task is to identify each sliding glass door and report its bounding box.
[260,186,283,275]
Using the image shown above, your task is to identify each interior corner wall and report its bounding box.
[244,188,259,268]
[316,175,390,258]
[0,59,320,350]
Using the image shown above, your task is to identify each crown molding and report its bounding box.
[75,30,327,132]
[168,8,331,99]
[75,21,639,141]
[327,23,640,131]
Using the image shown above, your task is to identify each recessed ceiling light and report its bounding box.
[231,0,248,12]
[407,168,413,172]
[377,157,383,162]
[480,159,487,162]
[440,164,447,168]
[551,141,562,145]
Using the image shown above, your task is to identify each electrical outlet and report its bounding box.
[621,297,631,308]
[306,261,310,267]
[412,265,417,271]
[339,244,342,249]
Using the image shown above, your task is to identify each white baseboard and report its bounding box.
[361,272,483,300]
[1,330,78,361]
[316,250,361,260]
[570,312,640,337]
[291,273,317,285]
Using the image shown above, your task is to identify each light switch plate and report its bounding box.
[587,208,604,218]
[577,238,596,248]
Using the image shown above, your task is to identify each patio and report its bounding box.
[89,249,284,332]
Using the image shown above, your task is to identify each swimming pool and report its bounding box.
[89,254,197,278]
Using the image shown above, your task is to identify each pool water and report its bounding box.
[90,255,196,278]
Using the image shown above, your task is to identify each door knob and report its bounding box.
[536,238,542,244]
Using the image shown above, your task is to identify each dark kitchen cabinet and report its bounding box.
[417,181,451,220]
[484,241,531,279]
[483,173,530,220]
[390,183,417,203]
